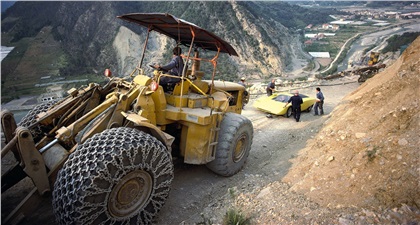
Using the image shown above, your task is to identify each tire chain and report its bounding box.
[18,100,57,139]
[52,127,174,225]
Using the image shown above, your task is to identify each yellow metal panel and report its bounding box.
[188,98,208,108]
[191,79,209,94]
[166,94,188,107]
[165,109,182,121]
[133,75,152,86]
[165,106,215,125]
[137,94,156,125]
[227,105,242,114]
[151,86,170,125]
[172,80,190,96]
[207,92,228,112]
[181,123,212,164]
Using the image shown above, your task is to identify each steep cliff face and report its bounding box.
[1,1,331,98]
[54,2,120,74]
[113,27,169,76]
[230,1,292,75]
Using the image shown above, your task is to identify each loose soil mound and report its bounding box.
[283,37,420,209]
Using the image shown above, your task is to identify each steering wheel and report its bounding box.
[149,65,168,73]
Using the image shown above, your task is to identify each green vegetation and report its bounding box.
[228,187,237,198]
[303,61,315,72]
[305,41,336,55]
[1,27,77,102]
[1,2,62,41]
[304,26,369,58]
[381,32,420,54]
[223,208,251,225]
[363,45,376,54]
[318,33,360,76]
[364,146,381,162]
[241,1,345,29]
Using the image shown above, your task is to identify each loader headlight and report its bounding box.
[104,69,112,78]
[150,81,158,91]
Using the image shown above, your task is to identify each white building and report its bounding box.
[308,52,330,58]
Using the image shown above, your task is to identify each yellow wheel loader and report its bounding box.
[1,13,252,224]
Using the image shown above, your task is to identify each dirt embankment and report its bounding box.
[218,37,420,224]
[283,36,420,210]
[197,37,420,225]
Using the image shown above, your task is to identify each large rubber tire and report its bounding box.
[52,127,174,225]
[206,113,253,176]
[286,107,293,118]
[18,100,57,140]
[306,104,313,112]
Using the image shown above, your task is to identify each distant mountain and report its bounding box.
[1,1,15,13]
[1,1,337,100]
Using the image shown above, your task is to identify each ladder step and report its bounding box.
[209,142,218,146]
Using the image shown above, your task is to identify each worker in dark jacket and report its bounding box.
[314,87,325,115]
[284,90,303,122]
[153,46,184,89]
[266,79,276,96]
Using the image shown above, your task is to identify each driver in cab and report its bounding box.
[153,46,184,89]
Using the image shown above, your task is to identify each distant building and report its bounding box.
[401,12,420,19]
[305,33,335,40]
[37,85,65,103]
[37,92,64,103]
[352,21,367,25]
[322,33,336,37]
[305,34,317,38]
[373,22,390,26]
[330,20,354,25]
[308,52,330,58]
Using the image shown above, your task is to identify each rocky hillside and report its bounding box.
[283,36,419,214]
[1,1,337,101]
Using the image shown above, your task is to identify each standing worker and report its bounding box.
[284,90,303,122]
[238,77,246,88]
[314,87,324,115]
[266,79,276,96]
[238,77,249,109]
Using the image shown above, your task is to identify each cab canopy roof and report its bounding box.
[117,13,238,56]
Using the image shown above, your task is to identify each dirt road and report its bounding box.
[1,80,360,225]
[154,81,360,224]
